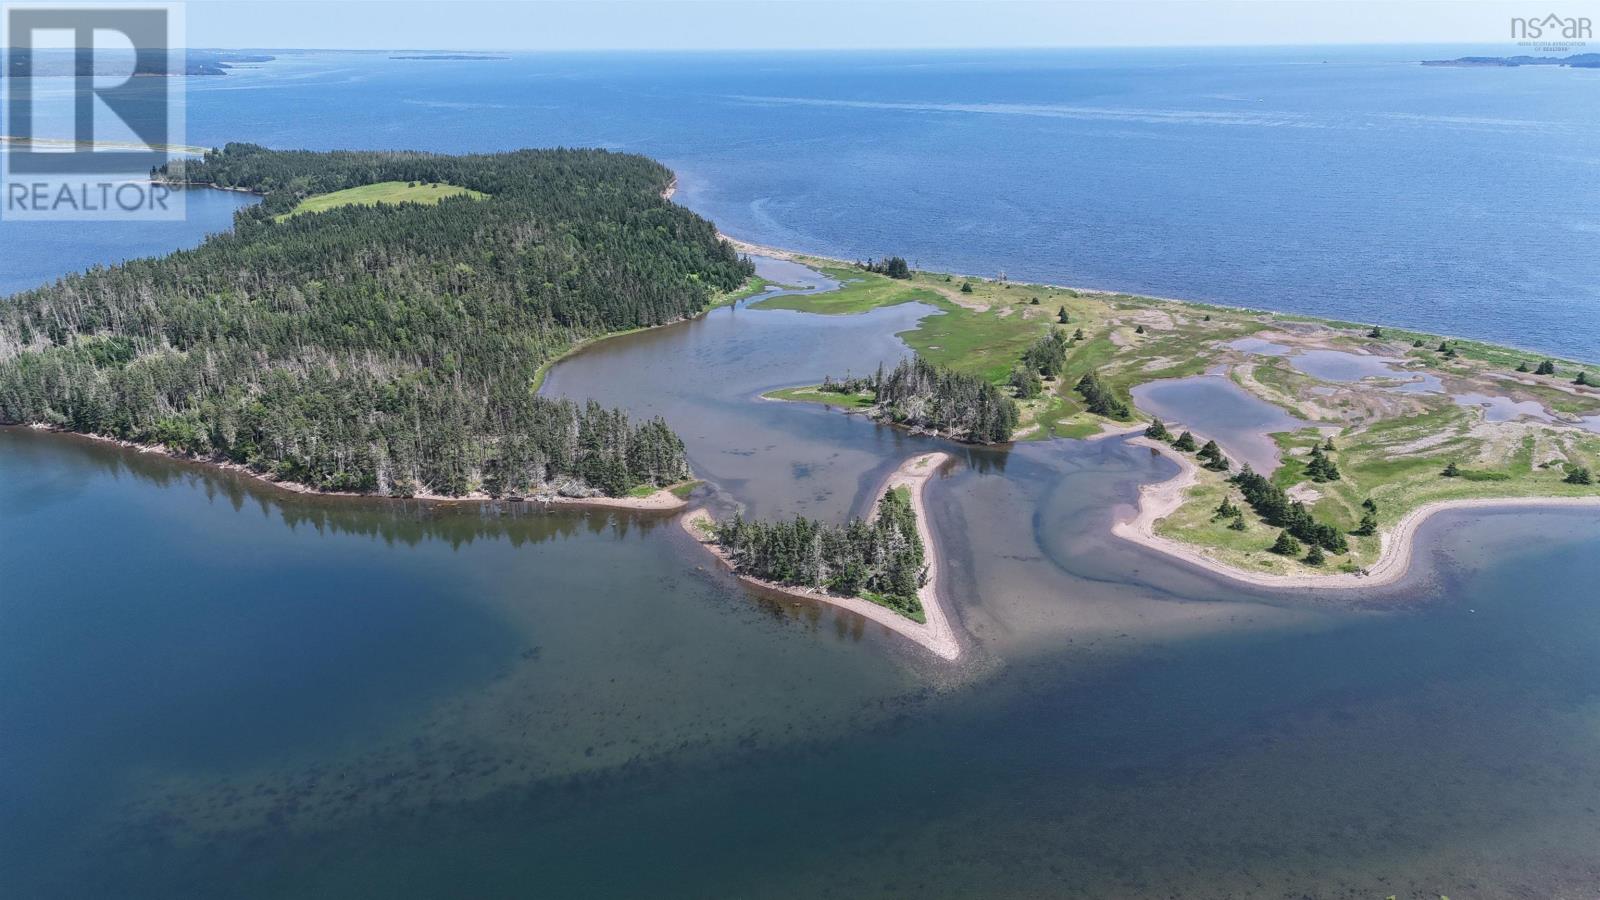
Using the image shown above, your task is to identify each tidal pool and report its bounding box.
[1229,340,1447,393]
[1289,348,1410,382]
[1225,336,1291,356]
[1453,392,1556,424]
[1130,374,1312,472]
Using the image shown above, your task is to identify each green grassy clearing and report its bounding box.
[710,277,771,309]
[763,385,877,410]
[752,266,942,314]
[278,181,487,220]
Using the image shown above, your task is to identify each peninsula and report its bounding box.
[750,245,1600,587]
[0,145,751,507]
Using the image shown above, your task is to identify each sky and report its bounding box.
[171,0,1596,51]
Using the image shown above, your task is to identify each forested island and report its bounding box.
[0,144,752,499]
[1422,53,1600,68]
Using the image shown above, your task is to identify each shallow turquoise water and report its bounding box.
[1131,374,1313,472]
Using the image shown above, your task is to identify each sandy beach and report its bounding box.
[682,451,962,660]
[1114,435,1600,590]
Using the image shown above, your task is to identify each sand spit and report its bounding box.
[1113,435,1600,590]
[682,451,962,660]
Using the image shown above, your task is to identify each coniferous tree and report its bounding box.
[1304,544,1326,566]
[1536,359,1557,376]
[1305,444,1341,482]
[1270,531,1302,556]
[1173,431,1198,452]
[1010,365,1042,399]
[1023,331,1071,378]
[1074,371,1131,419]
[844,356,1019,443]
[1145,418,1172,441]
[1057,306,1069,324]
[1230,464,1349,553]
[859,256,911,279]
[1213,496,1239,520]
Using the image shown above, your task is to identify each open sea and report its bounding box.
[3,48,1600,898]
[6,45,1599,356]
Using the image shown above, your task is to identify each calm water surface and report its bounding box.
[1131,374,1314,472]
[5,47,1598,355]
[5,48,1600,899]
[0,188,257,296]
[6,280,1600,896]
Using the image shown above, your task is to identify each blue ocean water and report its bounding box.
[5,49,1600,899]
[4,46,1597,355]
[0,189,257,296]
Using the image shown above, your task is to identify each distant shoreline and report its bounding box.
[682,452,962,660]
[0,135,209,156]
[1421,53,1600,69]
[719,234,1597,368]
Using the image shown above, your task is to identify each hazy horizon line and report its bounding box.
[131,41,1546,53]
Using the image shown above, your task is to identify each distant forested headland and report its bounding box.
[1421,53,1600,68]
[0,144,752,498]
[1,49,273,78]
